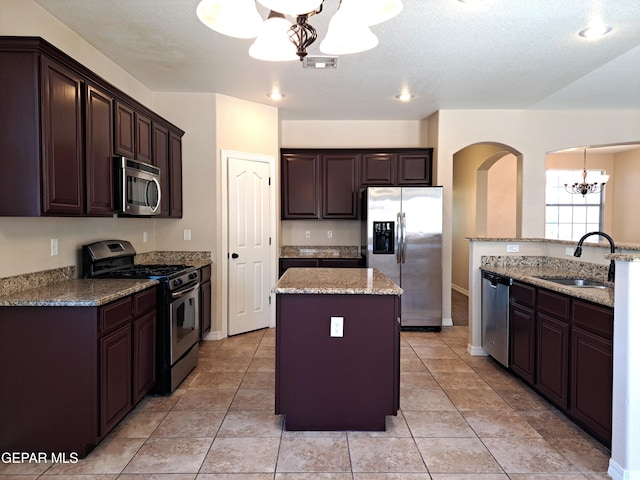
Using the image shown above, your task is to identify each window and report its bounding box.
[545,170,604,241]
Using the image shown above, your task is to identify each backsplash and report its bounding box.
[481,255,610,280]
[0,266,76,297]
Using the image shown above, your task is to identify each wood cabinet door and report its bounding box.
[282,153,320,219]
[570,326,613,445]
[132,311,156,405]
[135,112,152,163]
[152,122,170,216]
[40,56,84,215]
[321,153,359,219]
[360,153,395,185]
[398,152,432,185]
[169,131,183,218]
[114,101,135,158]
[536,313,569,408]
[509,303,536,385]
[85,84,115,215]
[200,279,212,338]
[100,324,132,435]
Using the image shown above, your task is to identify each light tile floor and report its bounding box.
[0,326,611,479]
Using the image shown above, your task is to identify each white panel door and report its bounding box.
[228,157,271,336]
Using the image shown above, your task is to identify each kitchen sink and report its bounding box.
[536,276,611,289]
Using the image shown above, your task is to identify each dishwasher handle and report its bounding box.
[482,271,512,287]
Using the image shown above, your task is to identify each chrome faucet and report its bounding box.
[573,231,616,282]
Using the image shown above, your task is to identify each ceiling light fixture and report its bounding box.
[395,92,414,102]
[196,0,403,62]
[578,24,613,38]
[267,91,285,100]
[564,148,609,196]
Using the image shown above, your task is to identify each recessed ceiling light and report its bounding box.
[267,92,285,101]
[395,93,414,102]
[579,25,613,38]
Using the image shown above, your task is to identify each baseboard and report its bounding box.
[608,458,640,479]
[467,344,488,357]
[451,284,469,296]
[203,330,225,341]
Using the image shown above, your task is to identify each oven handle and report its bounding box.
[171,282,200,299]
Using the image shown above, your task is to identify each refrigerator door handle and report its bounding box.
[401,212,407,264]
[396,212,402,264]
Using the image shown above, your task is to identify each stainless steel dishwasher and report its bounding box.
[481,271,512,367]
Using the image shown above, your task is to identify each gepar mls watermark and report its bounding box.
[1,451,79,464]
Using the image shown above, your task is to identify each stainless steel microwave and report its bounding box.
[115,157,161,216]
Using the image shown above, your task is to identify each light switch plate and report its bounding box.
[330,316,344,337]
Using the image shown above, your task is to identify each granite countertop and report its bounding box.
[280,246,362,259]
[480,256,614,307]
[0,250,212,307]
[0,278,159,307]
[273,268,403,295]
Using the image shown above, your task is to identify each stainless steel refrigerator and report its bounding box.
[362,186,443,329]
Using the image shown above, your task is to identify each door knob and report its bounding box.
[231,253,239,259]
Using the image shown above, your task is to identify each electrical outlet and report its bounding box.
[143,231,148,243]
[330,316,344,337]
[184,229,191,241]
[305,230,311,239]
[506,244,519,253]
[327,230,333,238]
[50,238,58,256]
[566,247,574,256]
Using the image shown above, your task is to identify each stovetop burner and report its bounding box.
[82,240,199,290]
[99,263,192,278]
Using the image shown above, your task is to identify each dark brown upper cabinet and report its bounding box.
[281,148,433,220]
[0,36,184,218]
[85,84,115,216]
[321,153,359,219]
[40,56,85,215]
[281,152,321,219]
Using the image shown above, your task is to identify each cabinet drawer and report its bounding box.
[538,289,570,321]
[511,282,536,307]
[133,287,157,317]
[100,297,132,334]
[572,300,613,340]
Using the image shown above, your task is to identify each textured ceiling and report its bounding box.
[32,0,640,121]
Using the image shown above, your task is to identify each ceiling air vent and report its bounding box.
[303,56,338,69]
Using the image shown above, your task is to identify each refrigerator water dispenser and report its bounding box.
[373,221,395,254]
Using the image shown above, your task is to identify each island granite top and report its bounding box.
[273,268,403,295]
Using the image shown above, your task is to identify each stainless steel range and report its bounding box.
[83,240,200,394]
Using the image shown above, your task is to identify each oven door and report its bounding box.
[170,282,200,365]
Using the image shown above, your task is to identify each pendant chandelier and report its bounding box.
[196,0,403,61]
[564,148,609,196]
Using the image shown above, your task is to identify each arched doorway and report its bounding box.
[452,143,522,295]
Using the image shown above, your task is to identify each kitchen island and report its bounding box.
[273,267,402,431]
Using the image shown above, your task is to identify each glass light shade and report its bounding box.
[249,13,298,61]
[320,9,379,55]
[338,0,403,26]
[257,0,322,15]
[196,0,263,39]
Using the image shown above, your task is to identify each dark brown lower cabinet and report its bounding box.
[570,299,613,446]
[100,323,132,434]
[0,286,157,457]
[276,293,399,431]
[200,264,212,338]
[509,303,536,385]
[536,313,569,409]
[507,282,613,446]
